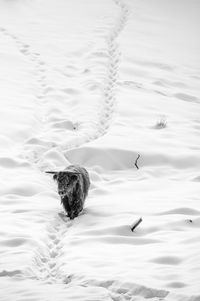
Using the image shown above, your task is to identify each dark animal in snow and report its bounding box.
[46,165,90,219]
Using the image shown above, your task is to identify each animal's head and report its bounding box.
[45,171,79,196]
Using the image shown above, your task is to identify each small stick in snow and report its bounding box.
[134,154,140,169]
[131,217,143,232]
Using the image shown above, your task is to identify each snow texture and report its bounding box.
[0,0,200,300]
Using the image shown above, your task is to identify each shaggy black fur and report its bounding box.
[46,165,90,219]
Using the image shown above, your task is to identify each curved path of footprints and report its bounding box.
[0,0,129,286]
[28,213,71,283]
[101,0,128,134]
[0,25,56,165]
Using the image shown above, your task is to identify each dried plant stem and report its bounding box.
[131,217,143,232]
[135,154,140,169]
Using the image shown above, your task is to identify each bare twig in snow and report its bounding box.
[131,217,143,232]
[134,154,140,169]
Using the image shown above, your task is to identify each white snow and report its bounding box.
[0,0,200,300]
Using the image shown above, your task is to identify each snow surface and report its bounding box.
[0,0,200,300]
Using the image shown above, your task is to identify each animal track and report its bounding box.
[27,213,70,283]
[97,0,129,136]
[0,0,128,158]
[0,0,129,287]
[0,26,53,164]
[36,0,129,284]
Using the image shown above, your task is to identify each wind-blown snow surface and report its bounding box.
[0,0,200,300]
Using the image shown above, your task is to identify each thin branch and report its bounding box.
[134,154,140,169]
[131,217,143,232]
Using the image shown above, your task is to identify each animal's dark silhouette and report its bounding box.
[46,165,90,219]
